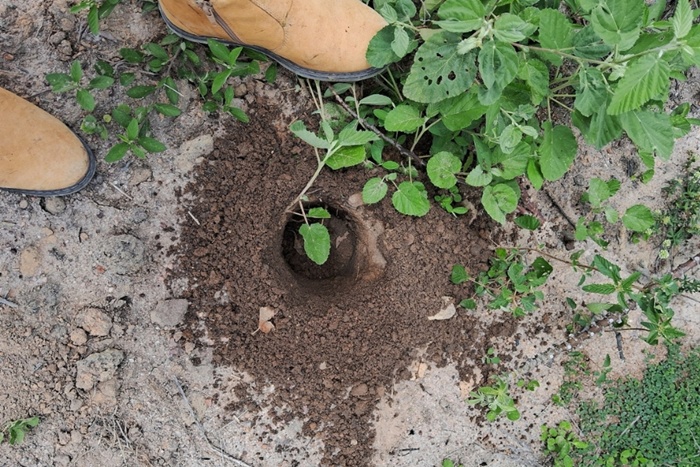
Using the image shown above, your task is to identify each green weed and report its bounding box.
[452,248,553,317]
[0,417,40,445]
[575,345,700,466]
[541,420,589,467]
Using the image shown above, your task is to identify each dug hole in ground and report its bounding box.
[1,1,699,466]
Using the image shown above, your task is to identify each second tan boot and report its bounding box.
[158,0,387,81]
[0,87,96,196]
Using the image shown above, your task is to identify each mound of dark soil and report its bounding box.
[170,80,515,465]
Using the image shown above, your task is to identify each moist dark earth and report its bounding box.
[167,88,533,464]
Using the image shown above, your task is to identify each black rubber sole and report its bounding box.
[159,4,384,82]
[1,134,97,197]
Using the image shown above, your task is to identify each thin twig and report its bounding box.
[173,377,253,467]
[542,188,576,228]
[327,86,425,168]
[672,253,700,278]
[110,182,134,200]
[187,211,201,226]
[0,296,18,308]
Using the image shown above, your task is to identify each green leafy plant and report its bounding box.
[452,247,553,317]
[70,0,122,35]
[347,0,700,223]
[575,345,700,466]
[656,153,700,260]
[0,417,40,445]
[468,375,521,421]
[287,82,380,265]
[442,459,465,467]
[541,420,589,467]
[46,60,114,112]
[575,177,655,246]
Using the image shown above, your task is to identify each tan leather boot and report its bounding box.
[158,0,387,81]
[0,87,96,196]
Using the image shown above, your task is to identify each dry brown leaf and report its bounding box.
[257,306,276,334]
[427,296,456,321]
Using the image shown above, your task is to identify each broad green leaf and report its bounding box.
[517,59,549,104]
[403,32,477,104]
[325,145,366,170]
[392,181,430,216]
[126,118,140,141]
[299,223,331,265]
[479,40,518,90]
[587,177,611,207]
[592,254,621,281]
[622,205,655,232]
[289,121,330,149]
[590,0,643,51]
[427,151,462,189]
[672,0,692,39]
[70,60,83,83]
[583,283,617,294]
[537,9,574,65]
[366,25,401,67]
[466,165,493,187]
[460,298,477,309]
[126,85,156,99]
[144,42,169,60]
[359,94,393,106]
[481,183,518,225]
[105,142,130,162]
[45,73,74,93]
[607,55,670,115]
[572,25,612,59]
[575,67,608,117]
[89,75,114,90]
[139,137,166,153]
[619,110,674,160]
[494,13,536,43]
[539,122,577,181]
[451,264,468,284]
[337,127,378,147]
[154,103,182,117]
[211,69,232,95]
[362,177,388,204]
[207,38,231,62]
[515,215,541,230]
[436,89,488,131]
[307,207,331,219]
[492,142,531,179]
[436,0,485,31]
[119,48,144,63]
[392,26,410,57]
[498,125,522,154]
[526,159,544,190]
[76,89,95,112]
[384,104,424,132]
[572,108,622,149]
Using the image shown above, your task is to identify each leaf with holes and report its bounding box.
[403,32,477,104]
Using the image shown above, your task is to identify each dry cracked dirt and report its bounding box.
[1,1,699,466]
